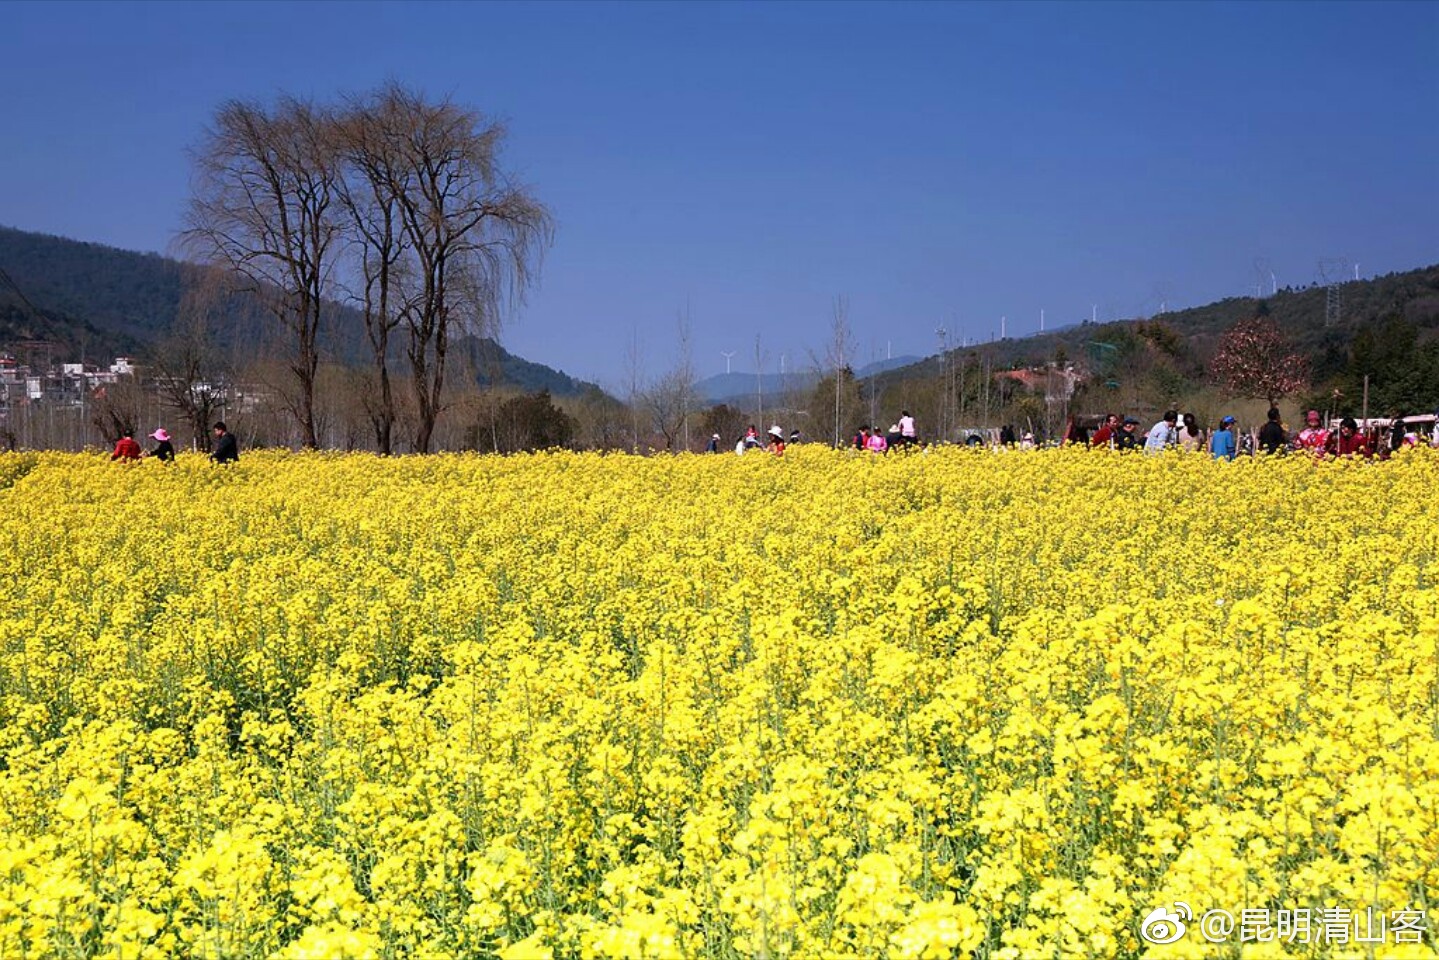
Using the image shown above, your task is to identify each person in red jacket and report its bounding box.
[111,431,141,461]
[1331,417,1370,458]
[1090,413,1119,448]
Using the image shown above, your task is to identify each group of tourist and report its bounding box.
[110,422,240,463]
[704,411,924,456]
[109,409,1432,461]
[1068,407,1434,459]
[851,411,919,453]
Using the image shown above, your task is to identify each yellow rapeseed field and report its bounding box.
[1,446,1437,959]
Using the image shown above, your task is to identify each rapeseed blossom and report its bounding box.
[0,446,1435,956]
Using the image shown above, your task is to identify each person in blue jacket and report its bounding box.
[1210,415,1237,461]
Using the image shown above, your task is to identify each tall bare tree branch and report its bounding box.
[368,83,553,453]
[332,92,417,454]
[181,96,342,448]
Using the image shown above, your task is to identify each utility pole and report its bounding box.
[754,334,764,426]
[1319,258,1352,326]
[956,349,966,431]
[981,353,991,432]
[779,352,787,414]
[868,344,877,428]
[936,325,949,441]
[679,304,693,453]
[830,296,850,447]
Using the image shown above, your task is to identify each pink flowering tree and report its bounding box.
[1209,317,1310,407]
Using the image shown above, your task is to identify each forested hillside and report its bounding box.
[0,225,596,396]
[878,263,1439,418]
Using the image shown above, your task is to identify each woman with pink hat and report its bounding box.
[1295,410,1330,455]
[148,428,175,462]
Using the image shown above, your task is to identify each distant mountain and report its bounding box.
[694,371,815,404]
[694,355,922,405]
[856,355,922,378]
[880,267,1439,381]
[0,224,598,396]
[0,226,184,348]
[456,336,597,397]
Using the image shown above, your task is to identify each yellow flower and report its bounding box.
[0,446,1433,956]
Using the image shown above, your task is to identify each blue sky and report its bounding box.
[2,0,1436,388]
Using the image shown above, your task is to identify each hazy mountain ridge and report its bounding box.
[695,356,922,405]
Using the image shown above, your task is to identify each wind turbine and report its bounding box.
[1254,258,1277,297]
[720,351,735,374]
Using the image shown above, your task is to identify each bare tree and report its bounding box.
[828,296,853,446]
[700,403,747,446]
[569,385,629,451]
[642,366,694,451]
[459,337,509,453]
[370,84,552,453]
[675,307,696,450]
[623,325,645,452]
[332,94,415,454]
[315,364,372,451]
[150,267,231,450]
[183,96,342,448]
[90,377,147,445]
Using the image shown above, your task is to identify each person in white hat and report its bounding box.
[767,425,786,455]
[148,428,175,462]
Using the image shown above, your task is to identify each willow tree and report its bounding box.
[332,91,413,455]
[362,84,552,454]
[185,85,550,454]
[182,96,341,448]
